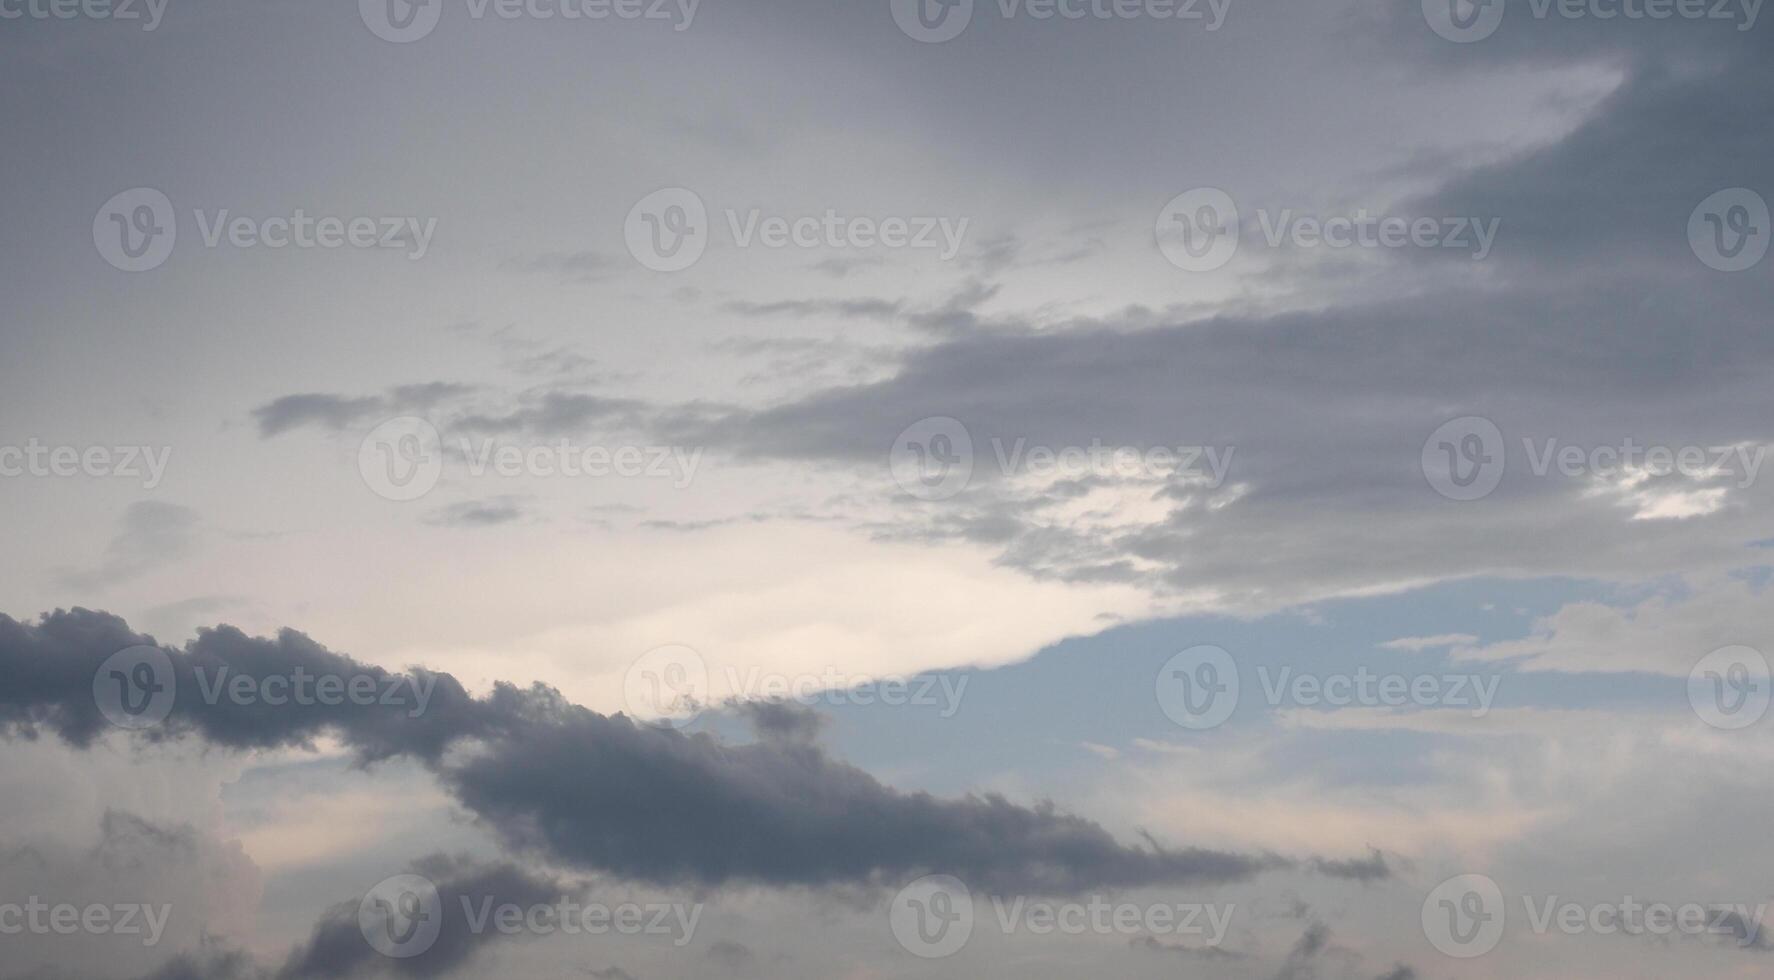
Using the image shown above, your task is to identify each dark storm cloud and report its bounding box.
[728,697,828,743]
[0,609,1384,894]
[1413,30,1774,274]
[0,607,486,760]
[129,855,573,980]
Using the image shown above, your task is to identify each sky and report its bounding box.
[2,0,1774,977]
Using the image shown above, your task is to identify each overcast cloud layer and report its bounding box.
[4,0,1774,977]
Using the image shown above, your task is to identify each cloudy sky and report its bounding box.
[2,0,1773,977]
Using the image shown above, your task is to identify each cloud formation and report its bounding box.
[0,608,1384,894]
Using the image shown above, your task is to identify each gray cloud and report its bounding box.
[253,385,475,438]
[423,497,531,528]
[60,502,200,592]
[0,608,1383,895]
[129,855,572,980]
